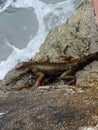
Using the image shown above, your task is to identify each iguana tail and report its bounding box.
[71,51,98,74]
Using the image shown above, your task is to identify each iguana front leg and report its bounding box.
[33,72,45,87]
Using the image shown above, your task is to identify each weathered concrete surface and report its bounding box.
[0,87,98,130]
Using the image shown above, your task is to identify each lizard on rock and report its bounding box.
[16,52,98,87]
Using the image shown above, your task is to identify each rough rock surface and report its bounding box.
[35,0,97,60]
[0,87,98,130]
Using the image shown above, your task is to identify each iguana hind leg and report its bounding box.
[60,71,76,85]
[64,75,76,85]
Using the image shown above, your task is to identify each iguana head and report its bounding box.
[15,62,33,71]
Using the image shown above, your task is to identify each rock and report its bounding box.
[0,69,37,91]
[1,0,98,91]
[34,0,98,87]
[34,0,97,61]
[0,87,98,130]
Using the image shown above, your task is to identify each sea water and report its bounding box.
[0,0,81,79]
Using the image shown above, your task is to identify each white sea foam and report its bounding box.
[0,112,5,116]
[0,0,13,13]
[0,0,80,79]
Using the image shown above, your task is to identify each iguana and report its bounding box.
[16,52,98,87]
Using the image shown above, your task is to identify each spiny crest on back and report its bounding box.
[15,57,79,70]
[33,58,79,66]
